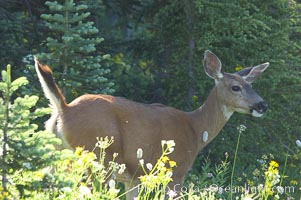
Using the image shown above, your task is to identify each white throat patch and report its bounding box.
[222,106,234,120]
[202,131,209,142]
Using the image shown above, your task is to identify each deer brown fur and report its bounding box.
[35,50,269,199]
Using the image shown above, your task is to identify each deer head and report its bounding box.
[203,50,269,118]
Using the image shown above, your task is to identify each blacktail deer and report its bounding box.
[35,50,269,199]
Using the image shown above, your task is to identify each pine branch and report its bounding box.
[1,65,11,198]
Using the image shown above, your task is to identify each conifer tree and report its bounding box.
[40,0,114,101]
[0,65,62,198]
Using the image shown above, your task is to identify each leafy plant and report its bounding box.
[0,64,62,199]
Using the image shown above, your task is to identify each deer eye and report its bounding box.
[231,85,241,92]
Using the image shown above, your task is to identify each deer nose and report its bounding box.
[255,101,268,113]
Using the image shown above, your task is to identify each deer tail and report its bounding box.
[34,57,67,111]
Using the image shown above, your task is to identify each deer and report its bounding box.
[35,50,269,199]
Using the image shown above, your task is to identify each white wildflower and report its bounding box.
[96,136,113,149]
[207,172,213,178]
[146,163,153,171]
[118,164,126,174]
[166,171,173,178]
[161,140,167,146]
[168,147,175,154]
[22,162,32,170]
[167,189,177,198]
[61,187,72,193]
[166,140,176,147]
[159,161,165,167]
[237,124,247,132]
[113,152,118,158]
[137,148,143,159]
[79,185,91,197]
[109,179,116,188]
[139,159,144,166]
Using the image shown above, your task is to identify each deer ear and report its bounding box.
[236,62,269,83]
[203,50,223,80]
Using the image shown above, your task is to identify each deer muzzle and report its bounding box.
[250,101,268,117]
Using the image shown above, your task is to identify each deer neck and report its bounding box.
[189,87,233,149]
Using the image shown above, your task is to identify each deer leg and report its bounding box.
[124,180,139,200]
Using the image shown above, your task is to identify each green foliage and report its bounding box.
[183,158,288,200]
[0,66,123,199]
[40,0,115,101]
[0,0,301,199]
[185,128,296,200]
[0,3,41,67]
[0,65,62,198]
[25,137,124,200]
[110,53,155,103]
[186,156,230,197]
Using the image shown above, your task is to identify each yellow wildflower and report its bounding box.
[82,152,97,165]
[75,147,84,156]
[161,156,169,163]
[169,160,177,168]
[34,171,44,179]
[2,192,9,198]
[269,160,279,168]
[235,64,244,72]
